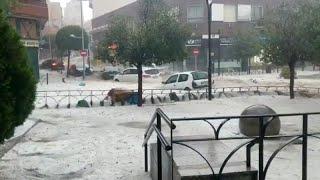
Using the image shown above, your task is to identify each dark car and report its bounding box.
[51,60,65,71]
[101,71,120,80]
[40,59,65,71]
[69,64,93,77]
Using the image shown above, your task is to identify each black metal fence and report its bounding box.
[143,108,320,180]
[35,86,320,108]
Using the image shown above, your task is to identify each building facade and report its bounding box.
[42,1,62,36]
[91,0,280,72]
[47,1,62,28]
[63,0,82,26]
[9,0,48,79]
[91,0,136,18]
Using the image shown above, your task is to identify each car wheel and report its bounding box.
[115,79,120,82]
[184,87,191,91]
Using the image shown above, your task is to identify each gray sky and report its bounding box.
[49,0,93,21]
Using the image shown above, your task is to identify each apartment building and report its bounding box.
[91,0,280,72]
[8,0,48,79]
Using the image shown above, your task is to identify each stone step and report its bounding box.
[150,137,257,180]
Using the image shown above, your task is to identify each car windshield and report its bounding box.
[191,72,208,80]
[144,69,159,75]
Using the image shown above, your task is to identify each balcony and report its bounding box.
[11,1,48,20]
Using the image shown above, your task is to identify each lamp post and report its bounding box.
[80,0,85,80]
[206,0,213,100]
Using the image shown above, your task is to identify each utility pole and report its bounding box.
[206,0,213,100]
[80,0,85,81]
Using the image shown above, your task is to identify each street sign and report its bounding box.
[193,48,200,56]
[80,49,87,57]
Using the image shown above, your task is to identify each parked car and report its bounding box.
[51,60,65,71]
[40,59,65,70]
[113,67,160,82]
[69,64,93,77]
[102,70,120,80]
[162,71,211,90]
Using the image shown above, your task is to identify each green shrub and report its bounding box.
[77,100,90,107]
[280,67,296,79]
[0,11,36,143]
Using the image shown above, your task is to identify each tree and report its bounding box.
[101,0,191,106]
[261,0,320,99]
[0,10,36,143]
[0,0,18,14]
[55,25,88,77]
[231,30,261,74]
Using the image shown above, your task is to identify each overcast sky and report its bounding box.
[49,0,93,21]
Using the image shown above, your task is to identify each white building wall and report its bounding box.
[47,2,63,27]
[63,0,82,26]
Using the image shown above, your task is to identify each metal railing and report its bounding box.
[143,108,176,179]
[35,86,320,108]
[143,108,320,180]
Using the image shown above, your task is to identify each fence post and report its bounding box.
[67,91,71,109]
[259,117,265,180]
[90,90,93,107]
[46,73,49,85]
[246,141,255,168]
[302,114,308,180]
[45,91,48,108]
[144,134,148,172]
[157,113,162,180]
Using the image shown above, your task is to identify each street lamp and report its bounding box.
[80,0,85,81]
[206,0,213,100]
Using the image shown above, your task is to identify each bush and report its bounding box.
[77,100,90,107]
[0,11,36,143]
[280,67,296,79]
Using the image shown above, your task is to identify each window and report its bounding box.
[187,4,204,23]
[191,72,208,80]
[123,69,137,74]
[224,5,236,22]
[123,69,131,74]
[130,69,138,74]
[252,5,263,20]
[145,69,159,75]
[178,74,189,82]
[238,4,252,21]
[166,75,178,84]
[212,3,224,21]
[20,19,38,39]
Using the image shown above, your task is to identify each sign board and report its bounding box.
[193,48,200,56]
[21,40,39,47]
[80,50,88,57]
[186,39,202,47]
[202,34,220,39]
